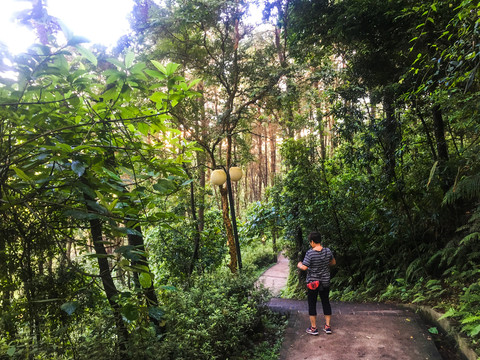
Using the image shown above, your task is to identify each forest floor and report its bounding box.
[257,255,443,360]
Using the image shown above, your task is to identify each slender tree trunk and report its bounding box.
[188,179,201,276]
[127,223,160,327]
[432,105,452,192]
[269,122,277,186]
[432,105,449,163]
[258,127,263,199]
[272,225,278,263]
[81,177,129,354]
[383,94,398,181]
[416,107,437,161]
[264,125,268,189]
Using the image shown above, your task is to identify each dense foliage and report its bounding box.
[1,0,480,358]
[262,0,480,353]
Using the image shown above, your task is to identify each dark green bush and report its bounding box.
[156,271,276,360]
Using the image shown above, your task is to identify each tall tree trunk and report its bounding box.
[187,178,201,276]
[127,223,160,327]
[432,105,451,192]
[432,105,449,163]
[258,127,263,199]
[415,106,437,161]
[269,122,277,186]
[81,177,129,354]
[264,125,268,189]
[383,94,398,181]
[272,225,278,263]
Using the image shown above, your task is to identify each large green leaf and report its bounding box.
[61,301,80,316]
[75,45,97,66]
[71,160,86,177]
[148,307,165,321]
[139,272,152,289]
[122,303,139,322]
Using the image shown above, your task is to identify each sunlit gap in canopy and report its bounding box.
[0,0,134,55]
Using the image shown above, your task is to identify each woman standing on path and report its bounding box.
[297,231,336,335]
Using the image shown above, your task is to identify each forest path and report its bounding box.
[257,255,443,360]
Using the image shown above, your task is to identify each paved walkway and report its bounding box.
[257,255,443,360]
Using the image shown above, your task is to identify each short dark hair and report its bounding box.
[308,231,322,244]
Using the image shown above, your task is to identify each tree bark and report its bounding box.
[81,177,129,353]
[269,122,277,186]
[432,105,449,163]
[220,184,237,273]
[432,105,451,192]
[127,223,160,327]
[383,94,398,181]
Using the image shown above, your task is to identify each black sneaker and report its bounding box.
[306,326,319,335]
[324,325,332,334]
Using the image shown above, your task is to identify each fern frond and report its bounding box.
[443,173,480,205]
[460,232,480,246]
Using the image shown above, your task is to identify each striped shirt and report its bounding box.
[302,247,334,286]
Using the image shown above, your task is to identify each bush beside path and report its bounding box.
[258,255,443,360]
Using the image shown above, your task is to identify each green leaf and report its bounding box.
[7,346,16,357]
[165,62,180,76]
[125,51,134,68]
[159,285,177,291]
[145,69,166,80]
[102,167,121,181]
[137,122,150,136]
[426,161,438,189]
[122,303,139,322]
[71,160,86,177]
[428,327,439,334]
[11,167,31,182]
[139,272,152,289]
[469,324,480,336]
[439,308,456,320]
[153,179,177,193]
[151,60,167,74]
[107,58,126,70]
[63,209,101,220]
[188,78,201,89]
[61,301,79,315]
[75,45,97,66]
[148,307,165,321]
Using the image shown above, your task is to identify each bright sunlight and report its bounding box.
[0,0,134,54]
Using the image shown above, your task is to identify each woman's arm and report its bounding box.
[297,261,308,271]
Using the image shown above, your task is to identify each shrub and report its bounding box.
[156,271,275,359]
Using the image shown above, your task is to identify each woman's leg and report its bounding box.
[307,287,319,328]
[319,287,332,326]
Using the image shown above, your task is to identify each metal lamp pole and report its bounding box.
[225,167,242,271]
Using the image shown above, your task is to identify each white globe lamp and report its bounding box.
[210,169,227,186]
[229,167,243,182]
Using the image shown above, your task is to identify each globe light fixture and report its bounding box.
[210,169,227,186]
[229,167,243,182]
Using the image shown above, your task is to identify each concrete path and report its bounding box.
[257,253,289,297]
[257,255,443,360]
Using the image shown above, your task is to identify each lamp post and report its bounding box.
[211,166,243,271]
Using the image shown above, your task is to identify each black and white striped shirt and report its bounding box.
[302,248,334,286]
